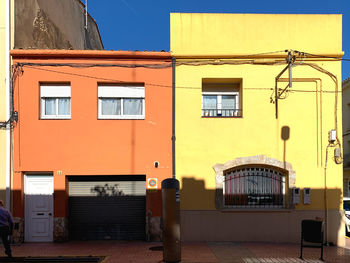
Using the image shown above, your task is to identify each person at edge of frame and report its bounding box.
[0,200,13,257]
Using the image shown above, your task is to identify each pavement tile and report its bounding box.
[0,240,349,263]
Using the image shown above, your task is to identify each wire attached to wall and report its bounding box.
[0,64,22,129]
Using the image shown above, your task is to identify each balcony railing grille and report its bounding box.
[202,109,242,117]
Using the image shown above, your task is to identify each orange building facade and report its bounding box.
[10,50,172,242]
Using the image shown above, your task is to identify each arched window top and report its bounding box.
[213,155,296,210]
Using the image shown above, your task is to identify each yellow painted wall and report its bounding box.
[171,13,342,56]
[171,13,343,211]
[0,0,14,203]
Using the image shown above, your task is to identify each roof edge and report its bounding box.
[10,49,171,59]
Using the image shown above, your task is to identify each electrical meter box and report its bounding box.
[292,187,300,204]
[328,129,336,143]
[303,188,311,204]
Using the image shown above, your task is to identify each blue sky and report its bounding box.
[87,0,349,80]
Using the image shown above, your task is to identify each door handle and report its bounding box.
[37,213,44,215]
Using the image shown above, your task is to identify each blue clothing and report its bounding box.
[0,206,13,228]
[0,206,13,257]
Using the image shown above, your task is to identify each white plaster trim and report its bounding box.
[213,155,296,189]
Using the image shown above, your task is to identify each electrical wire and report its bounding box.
[21,64,342,93]
[17,62,172,69]
[300,52,350,62]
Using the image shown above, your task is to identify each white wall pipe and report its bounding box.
[5,0,11,210]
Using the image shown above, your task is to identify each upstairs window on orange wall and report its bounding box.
[98,84,145,119]
[202,79,242,117]
[40,84,71,119]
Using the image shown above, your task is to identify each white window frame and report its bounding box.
[202,91,239,117]
[98,85,145,120]
[40,85,71,119]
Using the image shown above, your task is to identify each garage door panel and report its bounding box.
[68,179,146,240]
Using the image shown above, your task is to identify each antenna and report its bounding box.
[85,0,88,30]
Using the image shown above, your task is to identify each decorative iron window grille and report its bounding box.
[224,167,285,208]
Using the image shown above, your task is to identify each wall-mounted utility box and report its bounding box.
[292,187,300,204]
[328,129,336,143]
[303,188,311,204]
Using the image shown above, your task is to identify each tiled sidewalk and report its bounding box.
[0,240,349,263]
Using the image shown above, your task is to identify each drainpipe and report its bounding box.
[172,58,176,179]
[5,0,11,210]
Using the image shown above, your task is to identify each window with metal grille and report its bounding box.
[201,79,242,118]
[224,167,285,208]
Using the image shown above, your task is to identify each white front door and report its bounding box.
[25,175,54,242]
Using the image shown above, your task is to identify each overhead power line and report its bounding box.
[17,64,341,93]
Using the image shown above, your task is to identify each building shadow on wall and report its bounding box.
[180,177,345,245]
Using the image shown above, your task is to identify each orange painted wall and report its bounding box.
[11,50,172,218]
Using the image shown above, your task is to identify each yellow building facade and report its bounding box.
[171,13,345,245]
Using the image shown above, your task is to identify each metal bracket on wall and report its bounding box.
[274,51,296,118]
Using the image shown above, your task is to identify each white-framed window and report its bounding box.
[202,92,239,117]
[40,84,71,119]
[223,167,286,208]
[202,80,241,117]
[98,85,145,119]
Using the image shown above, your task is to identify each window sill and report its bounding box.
[40,116,71,120]
[201,116,243,118]
[220,208,292,213]
[98,116,145,120]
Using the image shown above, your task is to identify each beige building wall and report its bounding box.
[14,0,103,50]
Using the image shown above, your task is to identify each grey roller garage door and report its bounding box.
[68,175,146,240]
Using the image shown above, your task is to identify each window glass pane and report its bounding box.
[101,99,121,115]
[123,98,142,115]
[222,95,236,109]
[203,95,217,109]
[45,98,56,115]
[58,98,71,115]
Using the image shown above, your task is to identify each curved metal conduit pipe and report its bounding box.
[278,78,323,166]
[278,78,331,244]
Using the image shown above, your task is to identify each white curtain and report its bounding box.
[203,95,217,109]
[45,98,56,115]
[123,99,142,115]
[203,95,217,116]
[222,95,236,116]
[101,99,121,115]
[58,98,71,115]
[222,95,235,109]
